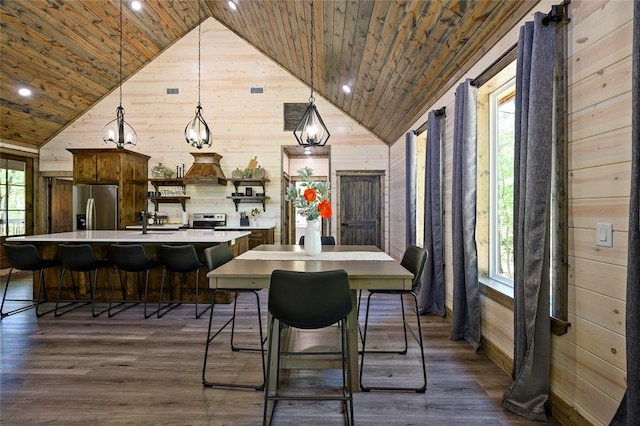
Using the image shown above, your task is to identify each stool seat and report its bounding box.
[2,244,61,318]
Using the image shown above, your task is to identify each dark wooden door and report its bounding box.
[338,173,383,248]
[50,178,73,233]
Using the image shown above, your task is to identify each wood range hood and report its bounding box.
[182,152,227,185]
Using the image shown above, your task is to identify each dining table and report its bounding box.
[206,244,414,390]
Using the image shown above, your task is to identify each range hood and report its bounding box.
[182,152,227,185]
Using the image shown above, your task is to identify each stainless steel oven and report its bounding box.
[191,213,226,229]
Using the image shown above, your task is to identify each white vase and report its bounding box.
[305,218,322,256]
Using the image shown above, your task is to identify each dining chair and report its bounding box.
[108,244,162,318]
[56,244,113,317]
[263,269,354,426]
[298,235,336,245]
[359,245,429,392]
[158,244,209,319]
[2,243,61,318]
[202,244,266,390]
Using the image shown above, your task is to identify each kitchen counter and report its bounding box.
[216,225,276,231]
[7,229,251,244]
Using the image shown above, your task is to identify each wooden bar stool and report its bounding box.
[56,244,112,317]
[2,243,61,319]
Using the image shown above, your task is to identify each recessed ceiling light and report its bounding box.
[130,1,142,11]
[18,88,32,97]
[342,84,351,94]
[228,1,237,11]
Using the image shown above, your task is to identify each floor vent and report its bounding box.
[250,87,264,94]
[166,88,179,95]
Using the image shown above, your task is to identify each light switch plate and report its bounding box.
[596,223,613,247]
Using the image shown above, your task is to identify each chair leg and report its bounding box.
[359,291,427,393]
[55,269,91,317]
[194,268,211,319]
[143,269,159,319]
[202,290,265,390]
[1,268,38,319]
[157,269,180,318]
[35,268,55,317]
[108,269,140,318]
[92,268,111,317]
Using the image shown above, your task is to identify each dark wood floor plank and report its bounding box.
[0,270,558,425]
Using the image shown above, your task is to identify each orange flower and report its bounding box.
[304,188,317,202]
[318,199,332,218]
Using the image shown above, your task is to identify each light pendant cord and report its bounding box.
[309,0,315,103]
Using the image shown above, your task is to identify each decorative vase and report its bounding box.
[304,218,322,257]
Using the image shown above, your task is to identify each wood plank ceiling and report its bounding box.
[0,0,537,149]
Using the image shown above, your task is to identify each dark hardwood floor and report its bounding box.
[0,270,558,425]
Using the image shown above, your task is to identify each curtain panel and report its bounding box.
[419,110,445,316]
[449,79,481,350]
[406,132,417,247]
[610,2,640,424]
[501,12,556,422]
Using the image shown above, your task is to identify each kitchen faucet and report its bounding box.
[142,197,153,235]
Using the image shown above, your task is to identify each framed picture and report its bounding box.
[245,187,253,196]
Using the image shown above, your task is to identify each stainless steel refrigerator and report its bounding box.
[73,184,119,230]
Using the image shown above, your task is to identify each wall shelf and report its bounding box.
[227,178,270,211]
[149,179,189,211]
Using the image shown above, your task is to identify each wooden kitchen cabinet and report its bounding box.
[248,228,275,249]
[68,148,150,228]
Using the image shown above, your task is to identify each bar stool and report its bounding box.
[264,269,354,426]
[158,244,209,319]
[2,243,61,318]
[109,244,162,318]
[202,244,266,390]
[56,244,112,317]
[359,245,429,392]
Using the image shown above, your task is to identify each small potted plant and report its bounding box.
[250,208,261,226]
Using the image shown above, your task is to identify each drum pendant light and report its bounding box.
[102,0,137,148]
[184,0,212,149]
[293,0,330,147]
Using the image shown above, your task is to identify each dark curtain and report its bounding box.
[419,110,445,316]
[449,79,481,350]
[406,132,417,247]
[502,12,556,421]
[610,2,640,424]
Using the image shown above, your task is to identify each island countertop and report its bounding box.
[6,229,251,244]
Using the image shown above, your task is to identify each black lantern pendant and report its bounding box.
[102,0,137,148]
[184,0,212,149]
[293,0,330,147]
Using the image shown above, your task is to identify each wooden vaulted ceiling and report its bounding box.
[0,0,536,149]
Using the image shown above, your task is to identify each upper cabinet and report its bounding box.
[68,148,151,228]
[68,148,149,184]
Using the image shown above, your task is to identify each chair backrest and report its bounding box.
[269,269,352,330]
[204,244,234,271]
[298,236,336,246]
[109,244,152,271]
[159,244,203,272]
[3,243,43,271]
[58,244,99,271]
[400,245,429,291]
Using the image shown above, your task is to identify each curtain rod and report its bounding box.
[543,0,571,26]
[413,107,446,136]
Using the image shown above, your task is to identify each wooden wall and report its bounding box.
[389,1,632,424]
[36,18,389,243]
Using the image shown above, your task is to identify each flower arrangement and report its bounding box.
[285,167,332,221]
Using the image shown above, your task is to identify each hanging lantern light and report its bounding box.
[102,0,137,148]
[293,0,330,147]
[184,0,212,149]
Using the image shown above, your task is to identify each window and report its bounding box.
[0,158,27,237]
[489,80,516,285]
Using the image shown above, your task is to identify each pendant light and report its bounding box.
[102,0,137,148]
[293,0,330,147]
[184,0,212,149]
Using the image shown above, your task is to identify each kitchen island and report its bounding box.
[6,229,251,306]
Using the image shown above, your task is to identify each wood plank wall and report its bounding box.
[389,1,632,425]
[36,18,389,244]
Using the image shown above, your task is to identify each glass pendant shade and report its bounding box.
[185,103,212,149]
[294,101,330,147]
[102,105,137,148]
